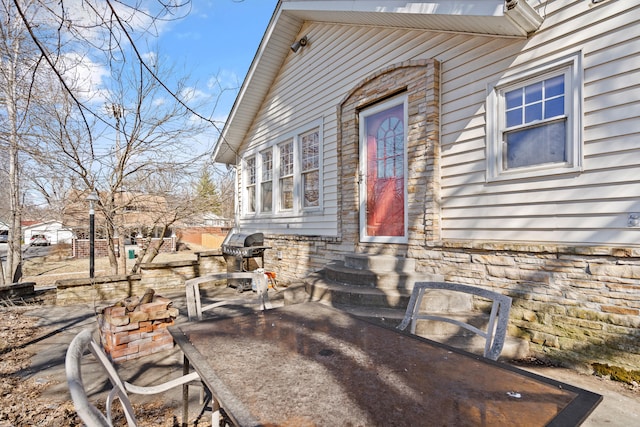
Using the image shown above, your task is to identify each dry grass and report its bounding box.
[21,244,203,287]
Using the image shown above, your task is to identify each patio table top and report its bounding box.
[170,302,601,426]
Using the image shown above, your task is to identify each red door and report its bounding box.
[361,101,406,240]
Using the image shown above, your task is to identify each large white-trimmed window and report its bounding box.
[241,120,323,216]
[261,149,273,213]
[278,139,294,211]
[487,52,582,181]
[245,156,256,213]
[301,130,320,208]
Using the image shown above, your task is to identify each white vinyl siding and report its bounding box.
[440,0,640,245]
[237,0,640,244]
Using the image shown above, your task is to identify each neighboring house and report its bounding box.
[202,213,232,228]
[63,189,173,241]
[0,221,8,243]
[23,220,74,245]
[213,1,640,371]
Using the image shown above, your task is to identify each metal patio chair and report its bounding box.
[397,281,512,361]
[185,270,272,322]
[183,270,272,425]
[65,328,199,427]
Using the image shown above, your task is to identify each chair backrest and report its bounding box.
[65,329,138,427]
[185,271,272,321]
[397,282,512,361]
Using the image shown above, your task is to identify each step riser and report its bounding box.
[420,292,473,312]
[302,280,475,312]
[324,268,418,289]
[306,282,410,309]
[344,254,416,273]
[413,317,489,337]
[324,264,442,290]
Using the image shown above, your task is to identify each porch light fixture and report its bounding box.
[290,35,308,53]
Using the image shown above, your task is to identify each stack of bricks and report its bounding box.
[98,295,178,362]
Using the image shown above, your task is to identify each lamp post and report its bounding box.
[86,191,99,278]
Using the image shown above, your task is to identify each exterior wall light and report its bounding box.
[290,35,308,53]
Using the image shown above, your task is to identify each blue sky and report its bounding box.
[157,1,278,123]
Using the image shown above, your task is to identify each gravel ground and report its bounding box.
[1,247,209,426]
[0,304,206,427]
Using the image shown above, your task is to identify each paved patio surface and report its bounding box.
[15,285,640,426]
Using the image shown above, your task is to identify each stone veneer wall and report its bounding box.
[262,234,640,371]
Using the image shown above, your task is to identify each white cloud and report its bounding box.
[59,52,110,104]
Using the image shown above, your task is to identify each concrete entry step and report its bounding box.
[302,274,412,309]
[344,253,416,273]
[324,260,441,290]
[288,252,530,361]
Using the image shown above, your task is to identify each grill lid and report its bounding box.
[222,230,264,248]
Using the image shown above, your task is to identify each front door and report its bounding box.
[359,96,407,243]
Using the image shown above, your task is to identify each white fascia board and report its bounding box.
[282,1,505,17]
[505,0,544,35]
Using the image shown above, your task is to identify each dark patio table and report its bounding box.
[169,302,601,426]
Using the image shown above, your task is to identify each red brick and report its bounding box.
[140,300,170,313]
[110,344,139,361]
[137,321,153,333]
[152,334,174,345]
[103,306,126,317]
[153,319,175,330]
[106,322,140,333]
[128,311,150,322]
[147,309,175,321]
[114,332,141,346]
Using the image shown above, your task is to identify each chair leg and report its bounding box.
[212,398,221,426]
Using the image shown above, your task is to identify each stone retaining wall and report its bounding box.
[55,252,227,305]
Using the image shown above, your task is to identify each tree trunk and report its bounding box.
[4,40,23,284]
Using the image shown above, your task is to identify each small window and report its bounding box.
[279,140,294,210]
[261,149,273,213]
[245,156,256,213]
[487,52,582,181]
[300,130,320,208]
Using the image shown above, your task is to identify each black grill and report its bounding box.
[221,230,271,292]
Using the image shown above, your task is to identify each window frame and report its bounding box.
[300,128,321,209]
[278,139,295,212]
[244,156,256,214]
[486,52,583,182]
[260,148,273,213]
